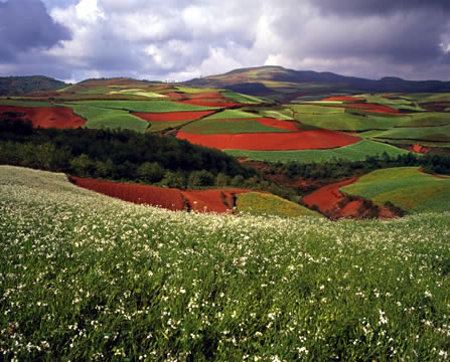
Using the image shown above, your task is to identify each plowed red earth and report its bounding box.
[176,100,242,108]
[70,177,186,210]
[182,189,250,213]
[303,178,396,219]
[0,105,86,129]
[132,110,215,122]
[346,103,399,114]
[70,177,252,213]
[321,96,360,102]
[177,129,361,150]
[166,92,185,99]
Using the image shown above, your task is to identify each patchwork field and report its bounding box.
[226,140,409,163]
[177,129,361,151]
[1,166,448,360]
[341,167,450,213]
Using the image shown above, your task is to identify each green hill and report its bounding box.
[1,166,448,360]
[0,75,67,95]
[341,167,450,213]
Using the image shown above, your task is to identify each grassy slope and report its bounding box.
[70,104,149,133]
[0,99,54,107]
[204,109,260,120]
[70,100,216,113]
[225,140,409,163]
[341,167,450,212]
[236,192,321,217]
[373,125,450,143]
[181,119,290,134]
[0,166,448,360]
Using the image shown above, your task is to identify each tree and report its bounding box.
[137,162,165,183]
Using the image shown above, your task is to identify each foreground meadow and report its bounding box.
[0,166,449,361]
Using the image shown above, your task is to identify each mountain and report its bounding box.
[184,66,450,101]
[0,75,68,96]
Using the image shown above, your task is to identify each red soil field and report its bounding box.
[70,177,253,213]
[346,103,399,114]
[321,96,360,102]
[198,117,300,132]
[410,144,431,154]
[70,177,186,210]
[303,178,396,219]
[132,110,215,122]
[177,129,361,150]
[176,100,242,108]
[182,189,250,213]
[0,105,86,129]
[254,118,300,132]
[165,92,185,99]
[188,92,223,99]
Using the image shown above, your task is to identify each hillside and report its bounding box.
[184,66,450,101]
[1,166,449,360]
[0,75,67,96]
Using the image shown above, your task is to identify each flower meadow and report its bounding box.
[0,166,449,361]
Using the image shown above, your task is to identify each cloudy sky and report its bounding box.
[1,0,449,82]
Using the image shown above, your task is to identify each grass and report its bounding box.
[0,99,54,107]
[400,113,450,127]
[175,86,221,93]
[360,95,424,111]
[204,109,260,120]
[220,91,265,104]
[290,104,346,114]
[236,192,321,217]
[108,89,166,98]
[70,104,149,133]
[70,100,216,113]
[225,140,410,163]
[181,119,290,134]
[147,120,193,133]
[294,112,408,131]
[372,125,450,143]
[254,107,294,120]
[341,167,450,212]
[0,166,449,360]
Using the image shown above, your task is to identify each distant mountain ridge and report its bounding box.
[0,76,67,96]
[184,66,450,98]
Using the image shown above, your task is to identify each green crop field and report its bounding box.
[254,107,294,120]
[204,109,259,120]
[373,125,450,143]
[293,112,408,131]
[290,104,346,114]
[236,192,321,217]
[220,91,265,104]
[70,100,216,113]
[0,99,54,107]
[226,140,410,163]
[1,166,448,361]
[147,120,193,133]
[181,119,290,134]
[341,167,450,212]
[400,113,450,127]
[70,104,149,132]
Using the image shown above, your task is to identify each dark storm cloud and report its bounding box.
[0,0,71,61]
[313,0,450,16]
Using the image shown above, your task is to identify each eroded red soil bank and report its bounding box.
[0,105,86,129]
[302,178,398,219]
[69,177,251,213]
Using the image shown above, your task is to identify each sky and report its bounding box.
[0,0,449,83]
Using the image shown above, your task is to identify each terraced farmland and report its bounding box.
[341,167,450,212]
